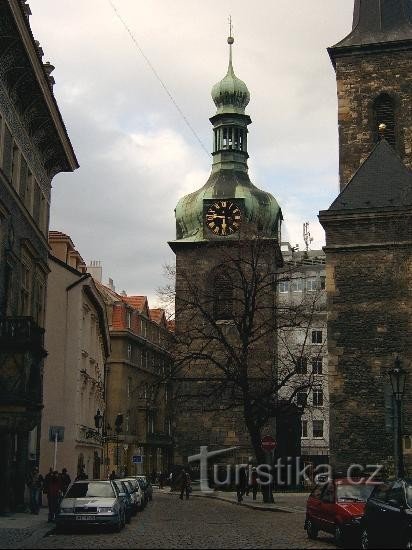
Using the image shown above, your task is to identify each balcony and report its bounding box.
[146,432,173,447]
[0,317,46,357]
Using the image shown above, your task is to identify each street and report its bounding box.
[25,492,338,549]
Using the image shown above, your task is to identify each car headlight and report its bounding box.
[351,516,363,524]
[98,507,114,513]
[59,508,73,514]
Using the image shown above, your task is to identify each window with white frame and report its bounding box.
[278,280,290,293]
[301,420,308,438]
[296,356,308,374]
[296,392,307,408]
[312,358,323,375]
[127,343,132,360]
[313,420,324,438]
[127,310,132,329]
[306,277,319,292]
[312,330,323,344]
[291,278,303,292]
[313,388,324,407]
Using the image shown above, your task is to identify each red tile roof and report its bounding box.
[149,308,166,326]
[122,296,148,314]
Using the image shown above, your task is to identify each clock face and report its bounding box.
[205,200,242,236]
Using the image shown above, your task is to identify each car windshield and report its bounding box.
[137,479,146,489]
[65,482,115,499]
[114,481,128,493]
[337,484,375,502]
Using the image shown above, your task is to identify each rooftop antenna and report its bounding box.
[303,222,313,252]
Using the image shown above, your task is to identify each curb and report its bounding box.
[191,492,295,513]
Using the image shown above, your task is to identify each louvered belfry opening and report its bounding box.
[213,272,233,320]
[374,93,396,148]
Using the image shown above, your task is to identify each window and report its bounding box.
[20,259,31,316]
[301,420,308,438]
[18,157,28,201]
[306,278,319,292]
[296,356,308,374]
[32,182,41,226]
[213,272,233,321]
[33,279,45,326]
[312,358,323,375]
[127,310,132,329]
[24,172,33,213]
[313,388,324,407]
[291,278,303,292]
[313,420,324,438]
[297,392,307,408]
[127,344,132,360]
[127,377,132,399]
[312,330,323,344]
[374,93,396,148]
[320,276,326,290]
[278,280,289,293]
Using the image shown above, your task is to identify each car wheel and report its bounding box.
[306,518,318,540]
[361,528,369,550]
[335,525,346,547]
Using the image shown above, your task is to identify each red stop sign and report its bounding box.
[261,435,277,452]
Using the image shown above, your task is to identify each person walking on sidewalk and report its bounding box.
[26,466,43,514]
[59,468,71,496]
[236,467,248,503]
[179,469,191,500]
[251,467,259,501]
[47,470,62,522]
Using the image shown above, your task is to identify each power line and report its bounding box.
[108,0,210,158]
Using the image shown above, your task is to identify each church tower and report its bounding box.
[328,0,412,189]
[169,35,283,464]
[320,1,412,473]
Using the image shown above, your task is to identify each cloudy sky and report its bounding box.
[30,1,354,305]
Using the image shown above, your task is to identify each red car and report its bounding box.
[305,478,381,546]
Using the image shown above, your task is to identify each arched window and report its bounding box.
[213,272,233,321]
[374,93,396,148]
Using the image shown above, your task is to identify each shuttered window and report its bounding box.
[374,93,396,148]
[213,272,233,320]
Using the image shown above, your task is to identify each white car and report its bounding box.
[122,478,144,511]
[56,480,126,532]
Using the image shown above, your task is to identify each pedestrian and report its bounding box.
[47,470,62,522]
[75,465,88,481]
[59,468,71,496]
[109,470,116,480]
[26,466,43,514]
[236,466,247,504]
[179,469,191,500]
[251,467,259,501]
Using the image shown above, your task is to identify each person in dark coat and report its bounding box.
[26,466,43,514]
[75,466,88,481]
[47,471,62,522]
[59,468,71,496]
[250,467,259,501]
[179,469,191,500]
[109,470,116,480]
[236,467,248,503]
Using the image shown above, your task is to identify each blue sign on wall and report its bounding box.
[132,455,143,464]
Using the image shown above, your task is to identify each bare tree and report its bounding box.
[157,236,327,500]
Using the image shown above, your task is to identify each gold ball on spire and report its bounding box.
[228,36,234,45]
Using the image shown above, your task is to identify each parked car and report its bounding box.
[56,480,125,532]
[113,480,133,523]
[305,477,381,546]
[122,478,144,512]
[135,475,153,503]
[360,479,412,549]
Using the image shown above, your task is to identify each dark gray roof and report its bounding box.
[329,139,412,211]
[332,0,412,49]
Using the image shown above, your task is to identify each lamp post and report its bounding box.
[388,357,407,478]
[114,414,123,475]
[94,410,103,478]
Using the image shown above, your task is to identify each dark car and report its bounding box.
[305,478,380,546]
[361,479,412,549]
[113,480,133,524]
[135,476,152,504]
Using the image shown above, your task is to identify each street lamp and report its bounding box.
[388,357,407,478]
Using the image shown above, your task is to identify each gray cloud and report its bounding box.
[30,0,353,303]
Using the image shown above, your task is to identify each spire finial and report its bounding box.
[227,15,234,70]
[379,123,387,140]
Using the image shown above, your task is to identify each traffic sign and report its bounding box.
[132,455,143,464]
[261,435,276,452]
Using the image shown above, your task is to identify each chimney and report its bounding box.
[87,260,103,283]
[108,278,115,292]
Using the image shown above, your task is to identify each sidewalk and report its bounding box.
[0,508,54,549]
[163,488,309,513]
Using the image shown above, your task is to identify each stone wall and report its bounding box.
[335,49,412,189]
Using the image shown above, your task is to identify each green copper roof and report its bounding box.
[211,37,250,115]
[175,170,281,242]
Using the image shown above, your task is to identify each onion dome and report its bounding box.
[211,36,250,115]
